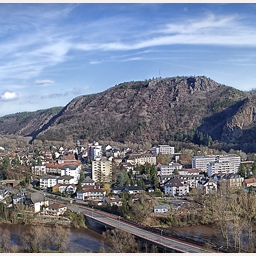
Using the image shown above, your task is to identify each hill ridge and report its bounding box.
[1,75,256,152]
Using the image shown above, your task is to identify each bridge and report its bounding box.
[70,205,217,253]
[0,179,20,187]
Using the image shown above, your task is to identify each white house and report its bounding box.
[164,177,189,196]
[159,162,182,176]
[77,186,106,200]
[57,175,76,185]
[154,204,170,213]
[46,203,67,216]
[197,178,217,194]
[32,165,47,176]
[53,184,77,194]
[60,164,81,184]
[25,193,49,213]
[40,175,58,188]
[153,145,175,156]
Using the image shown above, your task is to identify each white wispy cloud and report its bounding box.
[41,93,65,99]
[1,6,256,93]
[35,80,55,85]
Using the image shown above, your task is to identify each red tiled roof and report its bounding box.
[47,203,66,210]
[244,178,256,184]
[45,161,81,168]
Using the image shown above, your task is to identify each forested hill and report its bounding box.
[1,76,256,152]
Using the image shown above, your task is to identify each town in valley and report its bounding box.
[0,138,255,253]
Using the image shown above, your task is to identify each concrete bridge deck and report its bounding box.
[81,208,216,253]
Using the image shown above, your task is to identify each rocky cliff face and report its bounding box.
[221,97,256,143]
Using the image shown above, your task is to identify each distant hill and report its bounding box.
[0,107,63,137]
[1,76,256,152]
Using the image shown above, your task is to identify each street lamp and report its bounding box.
[92,206,94,217]
[161,230,163,244]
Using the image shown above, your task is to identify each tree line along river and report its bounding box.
[1,221,223,253]
[0,223,104,253]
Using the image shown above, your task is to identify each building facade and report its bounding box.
[192,154,241,175]
[153,145,175,156]
[92,159,112,183]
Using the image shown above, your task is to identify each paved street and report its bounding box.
[70,205,215,253]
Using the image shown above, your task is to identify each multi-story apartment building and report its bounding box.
[153,145,175,156]
[60,164,81,184]
[88,142,102,162]
[40,175,57,188]
[192,154,241,176]
[159,162,182,176]
[92,158,112,183]
[126,153,157,165]
[32,164,46,176]
[192,155,216,172]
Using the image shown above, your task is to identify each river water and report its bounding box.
[171,224,223,245]
[0,223,104,253]
[0,222,234,252]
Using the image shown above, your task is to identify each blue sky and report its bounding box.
[1,3,256,117]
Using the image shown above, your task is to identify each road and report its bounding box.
[68,204,215,253]
[30,187,215,253]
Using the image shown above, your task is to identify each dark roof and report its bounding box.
[57,175,74,180]
[104,195,121,203]
[113,186,144,191]
[164,177,183,187]
[41,175,57,179]
[82,176,94,183]
[26,192,46,203]
[61,164,78,170]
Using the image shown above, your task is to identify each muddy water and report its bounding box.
[170,224,223,245]
[0,223,104,252]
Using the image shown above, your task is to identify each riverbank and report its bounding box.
[0,222,104,253]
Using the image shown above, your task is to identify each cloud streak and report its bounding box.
[1,8,256,86]
[35,80,55,85]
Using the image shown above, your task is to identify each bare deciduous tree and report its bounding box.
[102,229,139,253]
[0,228,11,252]
[51,225,71,251]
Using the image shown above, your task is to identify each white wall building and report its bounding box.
[126,154,157,165]
[164,177,189,196]
[32,165,47,176]
[160,162,182,176]
[88,142,102,161]
[60,164,81,184]
[153,145,175,156]
[192,154,241,175]
[39,175,58,188]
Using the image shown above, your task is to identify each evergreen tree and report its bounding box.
[116,171,129,187]
[2,157,10,170]
[149,165,158,189]
[238,164,246,178]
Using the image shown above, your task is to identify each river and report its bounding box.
[171,224,223,245]
[0,223,104,253]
